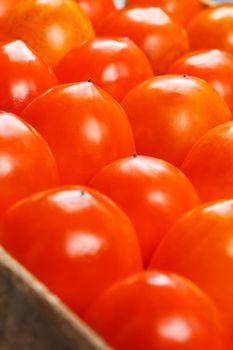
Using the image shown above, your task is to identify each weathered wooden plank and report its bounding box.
[0,247,111,350]
[200,0,233,5]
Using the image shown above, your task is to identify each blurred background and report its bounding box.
[114,0,125,8]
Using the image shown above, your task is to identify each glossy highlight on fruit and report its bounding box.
[0,111,59,215]
[188,4,233,54]
[21,81,135,185]
[75,0,116,30]
[1,0,95,67]
[89,155,199,265]
[0,186,142,316]
[126,0,202,26]
[169,49,233,112]
[0,0,20,36]
[122,75,232,167]
[86,271,232,350]
[54,37,153,102]
[98,6,189,74]
[150,199,233,339]
[0,40,57,114]
[181,121,233,202]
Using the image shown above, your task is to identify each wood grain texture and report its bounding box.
[0,247,111,350]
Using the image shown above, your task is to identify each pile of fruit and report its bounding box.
[1,0,233,349]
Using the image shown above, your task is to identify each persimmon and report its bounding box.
[1,0,95,67]
[122,75,232,166]
[98,6,189,74]
[126,0,202,26]
[21,82,135,184]
[54,37,153,102]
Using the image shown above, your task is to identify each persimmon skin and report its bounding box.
[0,40,57,114]
[75,0,116,30]
[0,186,142,316]
[1,0,95,67]
[0,0,20,37]
[89,155,199,265]
[169,49,233,113]
[188,5,233,55]
[21,82,135,185]
[181,122,233,202]
[126,0,202,26]
[54,37,153,102]
[98,6,189,75]
[150,199,233,340]
[0,111,59,215]
[121,75,232,167]
[86,271,232,350]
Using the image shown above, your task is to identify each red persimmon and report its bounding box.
[0,40,57,114]
[181,121,233,202]
[0,186,142,316]
[150,199,233,339]
[89,155,199,265]
[121,75,232,167]
[0,0,95,67]
[98,6,189,74]
[168,49,233,112]
[188,5,233,54]
[21,82,135,185]
[54,37,153,102]
[126,0,202,26]
[0,0,20,36]
[75,0,116,30]
[86,271,232,350]
[0,111,59,215]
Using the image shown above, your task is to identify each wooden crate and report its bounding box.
[200,0,233,5]
[0,247,111,350]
